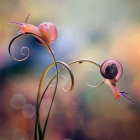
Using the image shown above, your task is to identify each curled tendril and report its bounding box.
[68,59,104,88]
[41,59,104,98]
[84,68,104,88]
[21,46,29,55]
[39,59,104,113]
[8,34,30,61]
[39,59,104,105]
[38,61,74,107]
[59,75,68,92]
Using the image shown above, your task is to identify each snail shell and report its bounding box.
[38,22,57,45]
[100,59,123,81]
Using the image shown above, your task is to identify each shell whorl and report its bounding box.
[100,59,123,81]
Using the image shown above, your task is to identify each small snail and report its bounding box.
[8,14,57,46]
[100,59,135,104]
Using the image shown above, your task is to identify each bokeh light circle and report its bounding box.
[10,93,26,110]
[22,104,36,118]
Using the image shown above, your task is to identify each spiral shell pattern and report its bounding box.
[100,59,123,81]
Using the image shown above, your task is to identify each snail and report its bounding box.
[100,59,135,104]
[8,14,57,47]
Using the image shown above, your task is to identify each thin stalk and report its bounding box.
[8,33,59,140]
[39,62,74,138]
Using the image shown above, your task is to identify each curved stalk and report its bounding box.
[8,32,59,140]
[36,61,74,139]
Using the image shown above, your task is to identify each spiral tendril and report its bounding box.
[59,75,68,92]
[9,35,30,61]
[84,68,104,88]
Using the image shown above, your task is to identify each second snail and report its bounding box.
[100,59,134,104]
[8,14,135,140]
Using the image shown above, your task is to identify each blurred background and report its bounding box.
[0,0,140,140]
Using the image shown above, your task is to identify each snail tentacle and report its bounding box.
[120,92,135,104]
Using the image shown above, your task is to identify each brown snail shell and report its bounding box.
[100,59,123,81]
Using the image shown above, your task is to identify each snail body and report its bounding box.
[9,14,57,46]
[20,24,41,36]
[38,22,57,45]
[104,78,121,100]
